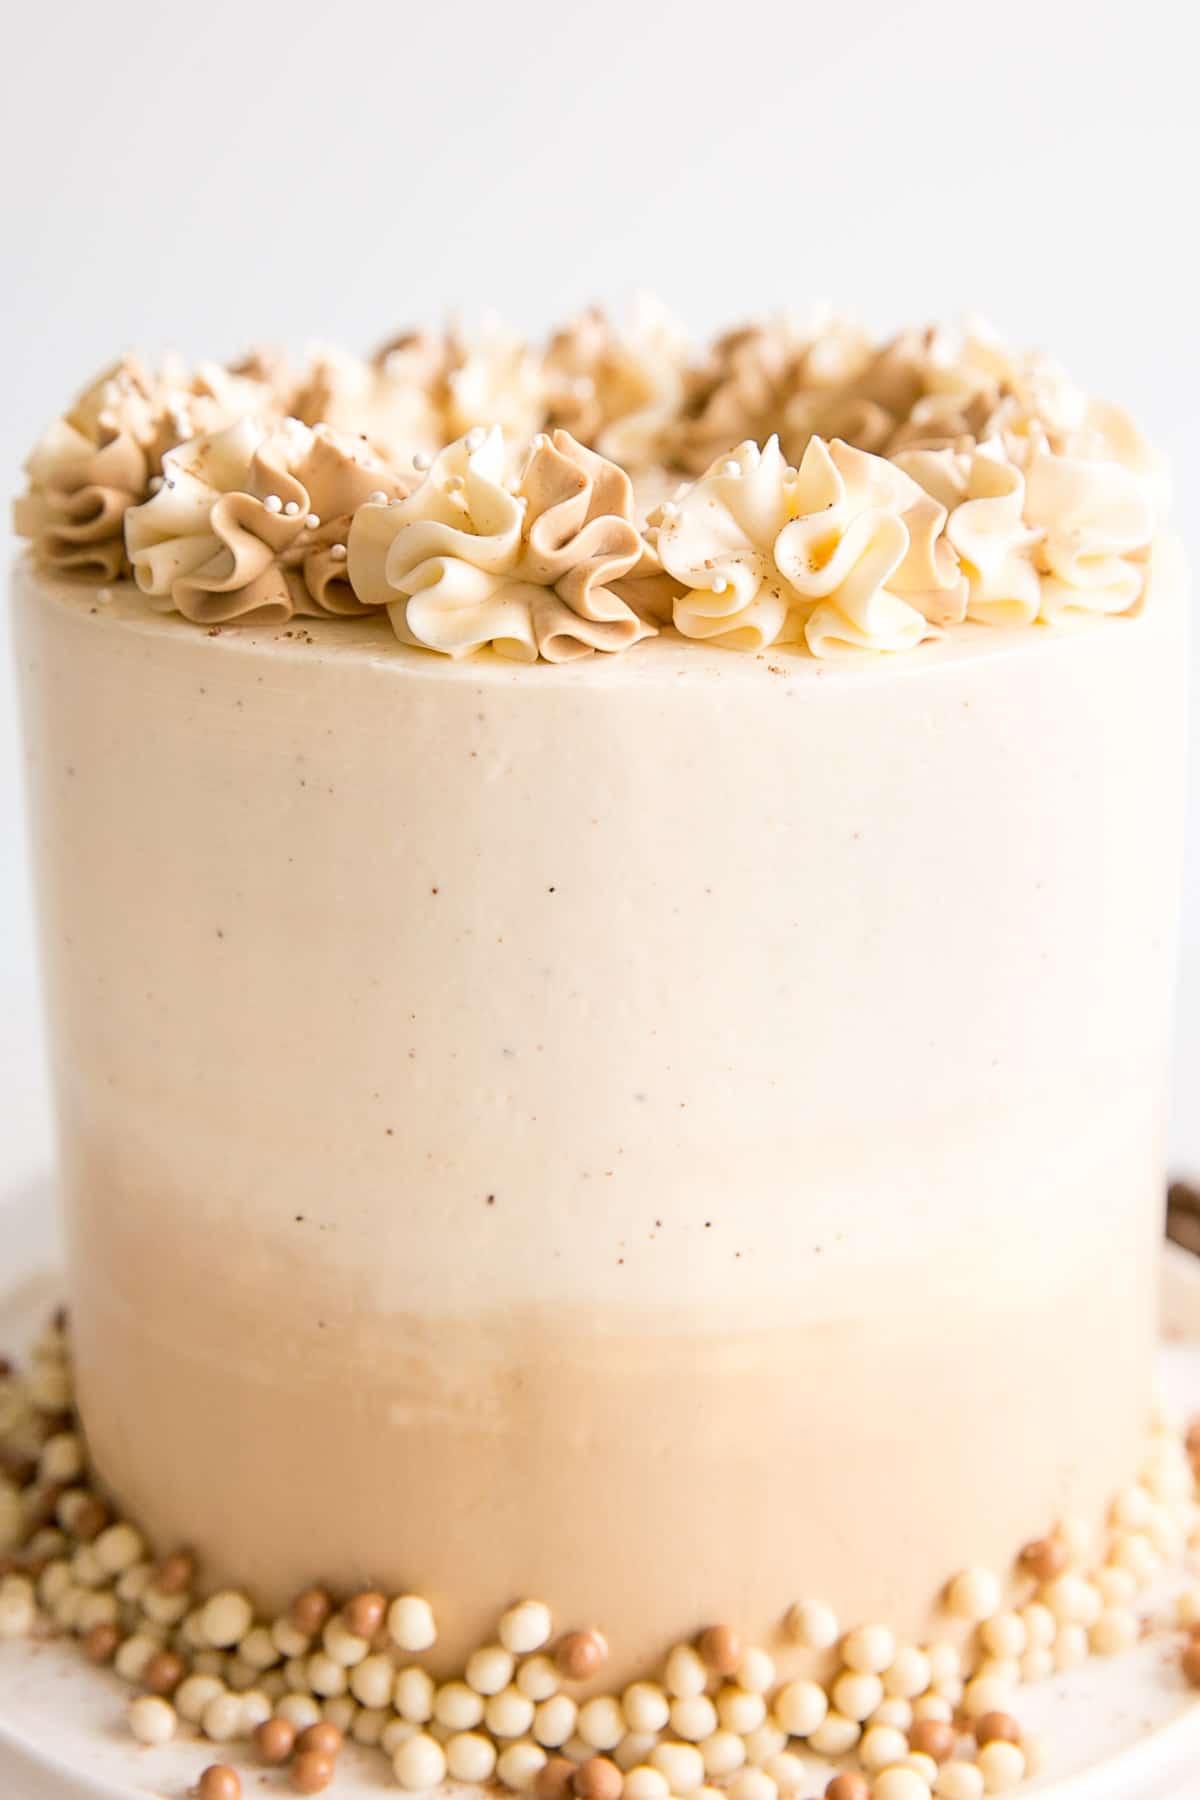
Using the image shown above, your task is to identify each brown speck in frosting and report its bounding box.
[486,1194,496,1205]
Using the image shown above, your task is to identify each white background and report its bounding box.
[0,0,1197,1203]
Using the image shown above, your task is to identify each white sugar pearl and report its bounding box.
[77,1590,119,1630]
[962,1676,1014,1719]
[533,1693,576,1747]
[283,500,302,516]
[465,427,487,451]
[736,1647,776,1693]
[304,512,321,530]
[353,1707,388,1746]
[1042,1573,1101,1626]
[38,1561,71,1607]
[702,1729,746,1777]
[764,1752,812,1794]
[393,1730,447,1790]
[843,1624,896,1675]
[1020,1647,1054,1683]
[0,1584,35,1638]
[517,1654,559,1701]
[436,1679,485,1730]
[329,542,348,560]
[883,1646,930,1699]
[665,1642,708,1697]
[307,1651,347,1696]
[392,1664,435,1722]
[467,1642,515,1694]
[717,1686,766,1733]
[1110,1532,1161,1587]
[1178,1586,1200,1629]
[977,1741,1025,1793]
[728,1767,777,1800]
[872,1698,913,1731]
[624,1681,670,1733]
[912,1695,953,1725]
[935,1764,984,1800]
[412,452,432,472]
[1090,1607,1139,1655]
[272,1616,310,1658]
[282,1655,308,1690]
[671,1694,718,1741]
[579,1694,626,1750]
[650,1741,705,1793]
[743,1723,787,1766]
[806,1711,861,1757]
[239,1625,281,1670]
[860,1724,911,1771]
[1054,1623,1089,1670]
[497,1739,548,1792]
[388,1593,437,1652]
[447,1729,497,1782]
[500,1599,553,1655]
[114,1632,161,1684]
[1112,1483,1153,1529]
[486,1685,536,1739]
[974,1657,1019,1689]
[871,1769,930,1800]
[143,1586,189,1626]
[128,1694,176,1745]
[925,1642,960,1686]
[201,1690,245,1741]
[39,1433,84,1484]
[722,461,741,477]
[367,490,389,505]
[946,1567,1001,1622]
[324,1695,359,1733]
[263,494,283,513]
[350,1651,396,1708]
[773,1677,827,1737]
[1057,1515,1093,1562]
[623,1767,670,1800]
[1020,1603,1055,1649]
[980,1612,1026,1659]
[202,1590,253,1648]
[240,1689,272,1731]
[71,1545,104,1589]
[832,1669,884,1722]
[710,574,729,594]
[615,1733,658,1771]
[275,1692,322,1730]
[96,1522,144,1576]
[324,1614,371,1666]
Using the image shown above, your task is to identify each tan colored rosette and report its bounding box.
[669,318,806,475]
[125,418,410,625]
[654,434,962,656]
[348,427,676,662]
[12,357,159,578]
[293,342,445,469]
[544,299,688,470]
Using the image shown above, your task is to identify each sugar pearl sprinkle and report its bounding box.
[4,1325,1200,1795]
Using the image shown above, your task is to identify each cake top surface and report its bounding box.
[12,303,1170,668]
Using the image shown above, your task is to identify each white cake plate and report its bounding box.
[3,1182,1200,1799]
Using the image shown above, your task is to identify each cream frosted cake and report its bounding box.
[1,306,1195,1800]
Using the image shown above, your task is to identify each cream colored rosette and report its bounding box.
[292,341,446,469]
[347,426,676,662]
[125,417,409,625]
[544,297,689,470]
[653,434,963,656]
[892,443,1042,625]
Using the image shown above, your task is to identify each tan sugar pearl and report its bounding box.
[468,1642,517,1694]
[832,1670,884,1723]
[883,1646,930,1700]
[151,1550,194,1596]
[288,1588,332,1636]
[445,1729,498,1783]
[1090,1607,1139,1655]
[842,1624,896,1675]
[622,1766,670,1800]
[825,1775,870,1800]
[536,1756,579,1800]
[1017,1537,1068,1583]
[502,1599,553,1655]
[787,1598,839,1650]
[436,1678,485,1730]
[196,1769,242,1800]
[665,1642,708,1698]
[143,1649,185,1695]
[347,1650,393,1709]
[860,1725,910,1772]
[973,1713,1019,1747]
[393,1730,448,1790]
[296,1718,343,1758]
[946,1568,1001,1623]
[728,1768,777,1800]
[520,1654,561,1701]
[128,1693,176,1745]
[701,1729,746,1778]
[650,1740,705,1793]
[557,1629,607,1681]
[83,1621,120,1664]
[276,1692,323,1730]
[934,1763,984,1800]
[1180,1639,1200,1688]
[535,1694,579,1748]
[341,1589,385,1640]
[290,1751,335,1794]
[698,1623,742,1676]
[498,1739,549,1792]
[387,1593,437,1653]
[489,1686,538,1739]
[575,1755,623,1800]
[623,1681,670,1734]
[395,1664,435,1722]
[736,1648,776,1694]
[773,1676,828,1737]
[306,1652,347,1697]
[1053,1624,1089,1671]
[910,1719,955,1763]
[1178,1586,1200,1629]
[202,1591,253,1649]
[976,1741,1025,1793]
[255,1715,296,1763]
[717,1685,766,1734]
[870,1772,930,1800]
[807,1711,861,1757]
[579,1695,626,1751]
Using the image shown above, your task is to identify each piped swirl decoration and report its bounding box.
[13,307,1168,662]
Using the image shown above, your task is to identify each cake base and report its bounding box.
[2,1183,1199,1800]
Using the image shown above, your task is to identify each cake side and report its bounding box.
[11,546,1188,1682]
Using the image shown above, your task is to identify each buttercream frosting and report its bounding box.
[544,298,688,470]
